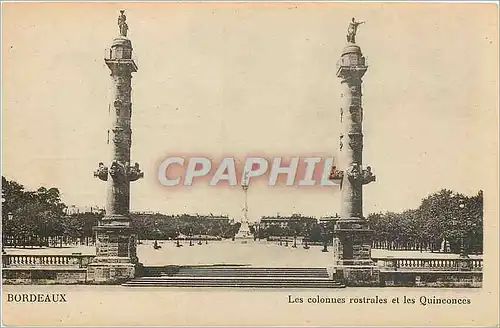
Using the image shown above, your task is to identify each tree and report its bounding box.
[368,189,483,254]
[309,223,323,242]
[2,177,66,247]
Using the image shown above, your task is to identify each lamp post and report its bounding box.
[322,240,328,252]
[153,220,160,250]
[458,202,469,259]
[1,193,5,253]
[303,223,310,249]
[2,212,16,253]
[321,221,329,252]
[2,212,12,254]
[303,237,310,249]
[450,194,470,259]
[40,218,46,248]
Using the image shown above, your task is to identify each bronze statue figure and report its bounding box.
[346,17,365,43]
[118,10,128,37]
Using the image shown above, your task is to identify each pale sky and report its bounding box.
[2,3,498,221]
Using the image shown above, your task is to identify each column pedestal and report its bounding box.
[333,218,380,286]
[234,222,253,241]
[87,224,142,284]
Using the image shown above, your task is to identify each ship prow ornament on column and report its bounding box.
[330,18,380,286]
[87,10,144,283]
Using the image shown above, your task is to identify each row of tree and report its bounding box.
[253,214,335,243]
[368,189,483,253]
[1,176,244,246]
[1,176,483,253]
[130,213,241,240]
[2,177,73,247]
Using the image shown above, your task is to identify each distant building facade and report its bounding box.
[203,215,232,225]
[65,205,104,215]
[258,214,339,229]
[318,214,340,226]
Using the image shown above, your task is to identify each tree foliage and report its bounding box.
[130,213,241,240]
[2,176,484,254]
[369,189,483,253]
[2,177,68,246]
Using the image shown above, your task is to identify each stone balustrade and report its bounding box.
[373,257,483,271]
[2,254,95,268]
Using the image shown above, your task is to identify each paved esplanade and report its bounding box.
[88,10,144,283]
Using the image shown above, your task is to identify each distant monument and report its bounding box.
[330,18,378,286]
[234,170,253,241]
[88,10,143,283]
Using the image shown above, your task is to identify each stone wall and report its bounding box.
[3,268,88,285]
[333,265,483,288]
[86,262,135,284]
[334,266,381,287]
[379,271,483,288]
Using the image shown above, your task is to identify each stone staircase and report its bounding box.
[123,266,345,288]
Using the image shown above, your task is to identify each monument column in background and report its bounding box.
[88,10,144,283]
[330,18,378,285]
[235,171,253,241]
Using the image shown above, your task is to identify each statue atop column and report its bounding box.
[118,10,128,37]
[346,17,365,44]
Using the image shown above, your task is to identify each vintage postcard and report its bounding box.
[1,2,498,327]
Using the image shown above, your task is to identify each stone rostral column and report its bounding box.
[87,10,144,283]
[330,18,378,286]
